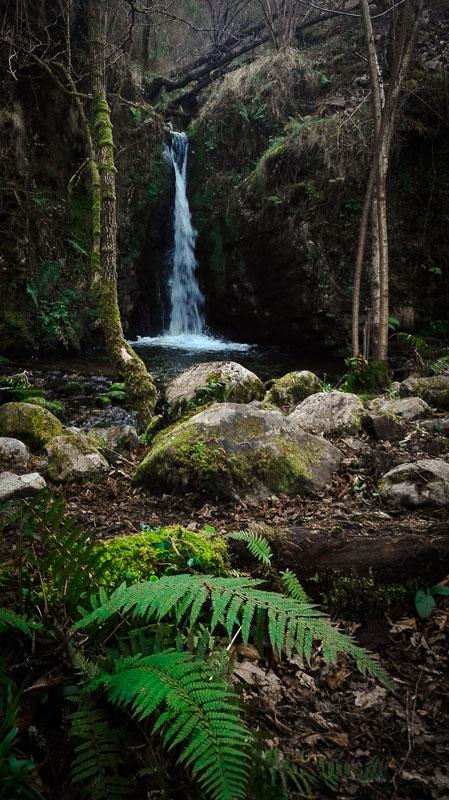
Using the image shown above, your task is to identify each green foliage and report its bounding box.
[415,585,449,619]
[342,356,391,393]
[281,569,310,604]
[431,354,449,375]
[0,490,106,610]
[225,530,273,566]
[238,99,268,126]
[75,574,391,685]
[94,525,229,588]
[26,258,82,347]
[69,701,132,799]
[0,681,43,800]
[0,609,33,636]
[92,650,249,800]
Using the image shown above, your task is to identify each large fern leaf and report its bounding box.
[0,608,33,636]
[74,575,391,686]
[89,650,249,800]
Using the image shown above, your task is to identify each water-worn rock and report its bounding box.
[165,361,264,407]
[289,392,365,435]
[264,370,323,409]
[363,413,405,441]
[400,375,449,410]
[0,437,30,466]
[372,397,430,421]
[135,403,342,500]
[45,432,109,482]
[87,425,140,452]
[380,459,449,508]
[0,471,46,502]
[0,403,63,449]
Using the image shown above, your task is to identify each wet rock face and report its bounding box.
[135,402,342,500]
[400,376,449,410]
[0,472,46,502]
[44,432,109,482]
[0,403,63,450]
[264,370,323,410]
[289,392,365,436]
[380,459,449,508]
[0,437,30,467]
[165,362,264,407]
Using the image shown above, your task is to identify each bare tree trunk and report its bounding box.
[352,0,422,363]
[88,0,156,429]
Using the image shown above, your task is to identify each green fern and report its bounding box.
[89,650,249,800]
[75,575,392,686]
[225,531,273,566]
[69,701,132,799]
[431,353,449,375]
[281,570,310,604]
[0,491,106,609]
[0,609,33,636]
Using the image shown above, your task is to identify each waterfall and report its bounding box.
[165,131,205,336]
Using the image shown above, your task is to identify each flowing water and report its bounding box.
[130,131,343,382]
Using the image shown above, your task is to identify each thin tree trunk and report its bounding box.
[88,0,156,429]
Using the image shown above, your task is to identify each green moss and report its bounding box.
[93,525,229,589]
[321,575,409,617]
[12,394,64,417]
[145,147,170,205]
[0,402,63,449]
[60,381,83,396]
[264,371,323,409]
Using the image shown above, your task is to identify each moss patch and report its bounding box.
[93,525,229,589]
[0,402,63,449]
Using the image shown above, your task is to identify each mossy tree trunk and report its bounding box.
[87,0,156,429]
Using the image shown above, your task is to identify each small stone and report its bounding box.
[375,397,430,421]
[87,425,140,451]
[420,417,449,435]
[45,432,109,482]
[400,375,449,410]
[165,361,263,408]
[289,391,365,435]
[0,472,46,502]
[264,370,323,409]
[0,437,30,467]
[380,458,449,508]
[364,412,405,441]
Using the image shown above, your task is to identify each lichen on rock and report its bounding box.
[135,402,342,500]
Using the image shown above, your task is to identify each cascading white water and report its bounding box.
[130,130,251,353]
[165,131,205,336]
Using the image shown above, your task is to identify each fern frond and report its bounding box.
[281,570,310,604]
[225,531,273,566]
[431,354,449,375]
[69,701,132,800]
[0,608,33,636]
[90,651,249,800]
[74,575,392,686]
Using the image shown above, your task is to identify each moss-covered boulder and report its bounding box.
[370,396,430,421]
[45,432,109,482]
[0,402,63,450]
[264,370,323,410]
[165,361,264,412]
[93,525,229,588]
[135,403,342,500]
[399,376,449,410]
[289,391,365,436]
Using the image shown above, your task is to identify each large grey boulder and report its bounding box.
[0,437,30,467]
[264,370,323,410]
[380,459,449,508]
[135,403,342,500]
[165,362,264,408]
[0,472,46,502]
[45,432,109,482]
[289,391,365,436]
[371,397,430,421]
[400,375,449,410]
[0,403,63,450]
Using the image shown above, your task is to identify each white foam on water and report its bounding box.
[131,333,252,353]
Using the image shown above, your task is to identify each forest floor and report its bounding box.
[2,363,449,799]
